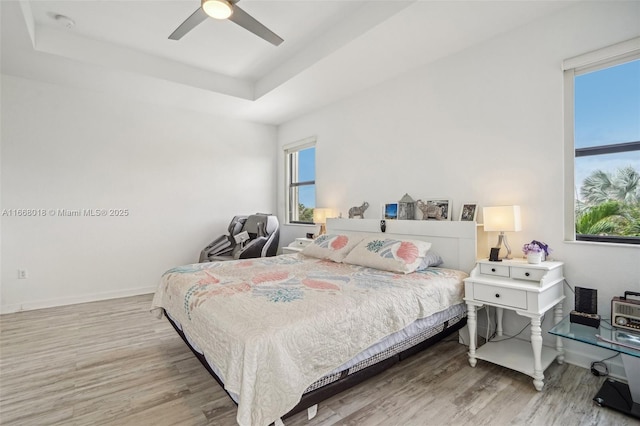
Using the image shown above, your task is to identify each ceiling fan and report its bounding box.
[169,0,284,46]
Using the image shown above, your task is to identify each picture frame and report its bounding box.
[419,199,452,221]
[383,203,398,220]
[459,202,478,222]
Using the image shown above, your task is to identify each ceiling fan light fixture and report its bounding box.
[202,0,233,20]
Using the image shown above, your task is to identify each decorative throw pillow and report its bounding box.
[300,234,364,262]
[415,251,444,271]
[342,237,432,274]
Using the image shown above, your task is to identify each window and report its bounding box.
[285,139,316,224]
[564,38,640,244]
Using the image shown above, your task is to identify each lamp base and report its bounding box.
[496,232,514,260]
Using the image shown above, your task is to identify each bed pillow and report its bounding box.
[300,233,364,262]
[415,251,444,271]
[342,237,432,274]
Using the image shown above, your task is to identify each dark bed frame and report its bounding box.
[165,310,466,422]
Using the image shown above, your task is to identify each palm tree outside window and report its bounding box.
[566,49,640,244]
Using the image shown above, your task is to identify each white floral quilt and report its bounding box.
[151,254,467,426]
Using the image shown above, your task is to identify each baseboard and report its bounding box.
[0,286,157,314]
[561,347,627,381]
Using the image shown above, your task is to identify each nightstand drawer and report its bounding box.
[474,283,527,309]
[479,263,510,278]
[290,238,313,248]
[510,267,546,282]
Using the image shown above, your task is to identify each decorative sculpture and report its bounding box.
[416,199,443,220]
[348,202,369,219]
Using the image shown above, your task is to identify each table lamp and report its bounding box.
[483,205,522,260]
[313,208,334,236]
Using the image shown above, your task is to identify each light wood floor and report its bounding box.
[0,294,634,426]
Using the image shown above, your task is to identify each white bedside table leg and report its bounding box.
[554,302,565,364]
[530,315,544,391]
[496,307,503,337]
[467,303,477,367]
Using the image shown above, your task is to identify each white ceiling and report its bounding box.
[1,1,576,125]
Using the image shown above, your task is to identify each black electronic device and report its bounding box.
[380,219,386,233]
[575,286,598,314]
[570,286,600,328]
[488,247,501,262]
[570,310,601,328]
[591,361,608,377]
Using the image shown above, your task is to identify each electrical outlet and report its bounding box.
[18,269,28,279]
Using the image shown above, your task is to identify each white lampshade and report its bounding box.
[313,208,334,224]
[483,206,522,232]
[202,0,233,19]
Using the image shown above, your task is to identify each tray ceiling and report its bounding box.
[1,1,574,124]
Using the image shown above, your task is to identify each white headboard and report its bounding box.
[326,218,478,273]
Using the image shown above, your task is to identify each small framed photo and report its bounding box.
[459,202,478,222]
[420,199,452,221]
[384,203,398,220]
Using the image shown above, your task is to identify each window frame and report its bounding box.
[563,37,640,245]
[284,137,316,225]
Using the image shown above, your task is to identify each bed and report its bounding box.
[151,218,479,426]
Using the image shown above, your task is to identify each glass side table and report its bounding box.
[549,316,640,419]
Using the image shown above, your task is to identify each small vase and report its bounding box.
[527,252,542,264]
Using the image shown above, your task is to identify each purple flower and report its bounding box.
[522,243,543,254]
[522,241,552,255]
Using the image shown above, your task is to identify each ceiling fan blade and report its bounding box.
[228,5,283,46]
[169,7,208,40]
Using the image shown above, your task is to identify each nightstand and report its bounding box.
[281,237,313,254]
[463,259,565,391]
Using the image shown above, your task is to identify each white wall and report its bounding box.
[1,75,277,313]
[277,2,640,375]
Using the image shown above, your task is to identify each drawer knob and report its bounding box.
[525,272,530,277]
[495,293,500,298]
[491,268,496,272]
